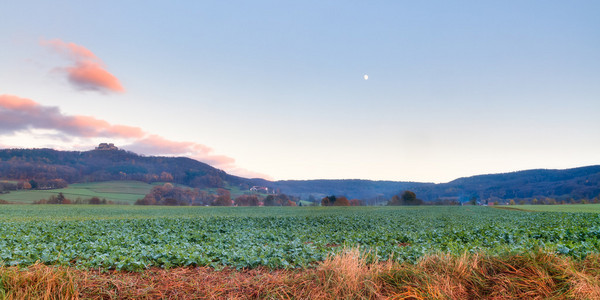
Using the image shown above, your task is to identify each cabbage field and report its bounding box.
[2,205,600,271]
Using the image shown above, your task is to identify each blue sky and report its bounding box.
[1,1,599,182]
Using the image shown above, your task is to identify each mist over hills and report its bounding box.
[0,147,598,202]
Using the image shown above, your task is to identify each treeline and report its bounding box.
[385,191,462,206]
[134,184,301,206]
[508,196,600,205]
[320,195,364,206]
[32,192,112,205]
[387,191,423,206]
[0,179,68,193]
[0,182,17,193]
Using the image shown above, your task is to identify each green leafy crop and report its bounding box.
[1,206,600,271]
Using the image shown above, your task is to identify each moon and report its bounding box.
[363,74,369,80]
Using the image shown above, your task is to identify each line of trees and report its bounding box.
[32,193,110,205]
[0,179,68,193]
[134,184,301,206]
[509,196,600,205]
[320,195,364,206]
[387,191,424,206]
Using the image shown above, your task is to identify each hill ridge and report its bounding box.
[0,147,598,201]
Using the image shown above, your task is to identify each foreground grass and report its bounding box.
[2,249,600,299]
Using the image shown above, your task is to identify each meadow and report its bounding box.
[0,181,154,204]
[0,180,265,205]
[513,204,600,213]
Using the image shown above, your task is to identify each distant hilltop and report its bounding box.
[95,143,118,151]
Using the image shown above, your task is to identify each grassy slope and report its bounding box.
[0,180,260,205]
[0,181,154,204]
[510,204,600,213]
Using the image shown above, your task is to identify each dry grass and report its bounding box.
[379,251,600,299]
[75,248,381,299]
[0,263,77,300]
[2,250,600,299]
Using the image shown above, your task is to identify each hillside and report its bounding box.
[411,166,600,201]
[0,148,260,189]
[273,179,430,200]
[276,167,600,201]
[0,181,153,204]
[0,147,598,202]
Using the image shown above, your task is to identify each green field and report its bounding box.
[0,180,19,184]
[0,181,154,204]
[509,204,600,213]
[0,181,262,204]
[2,205,600,271]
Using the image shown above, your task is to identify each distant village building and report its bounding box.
[95,143,118,151]
[250,186,269,193]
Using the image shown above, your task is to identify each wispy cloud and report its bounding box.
[41,39,125,93]
[0,94,271,179]
[125,135,235,167]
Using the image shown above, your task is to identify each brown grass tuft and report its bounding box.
[314,247,384,299]
[0,263,77,300]
[379,251,600,299]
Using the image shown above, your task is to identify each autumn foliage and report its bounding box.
[234,194,260,206]
[333,196,350,206]
[321,195,361,206]
[135,183,208,206]
[263,194,297,206]
[388,190,423,206]
[212,188,232,206]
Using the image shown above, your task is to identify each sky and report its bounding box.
[1,1,599,183]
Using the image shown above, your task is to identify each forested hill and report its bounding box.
[409,166,600,201]
[269,167,600,201]
[0,148,258,189]
[272,179,430,200]
[1,148,598,201]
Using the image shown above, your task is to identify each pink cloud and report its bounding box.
[41,39,125,93]
[125,135,236,170]
[66,61,125,92]
[61,115,144,138]
[0,95,38,111]
[0,95,141,138]
[127,135,214,156]
[227,168,274,180]
[42,39,97,60]
[0,94,265,177]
